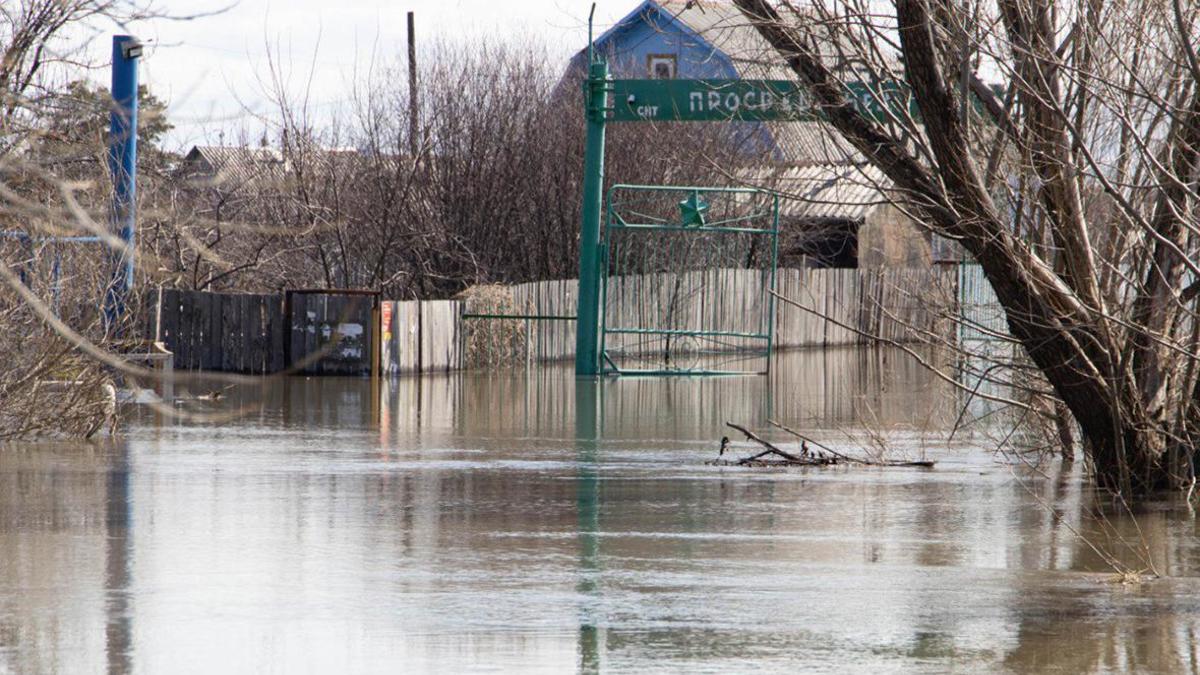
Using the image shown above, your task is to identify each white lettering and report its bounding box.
[724,92,740,112]
[689,91,703,112]
[760,91,774,111]
[743,90,758,110]
[708,91,721,110]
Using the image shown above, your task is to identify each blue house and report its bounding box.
[562,0,943,268]
[562,0,858,164]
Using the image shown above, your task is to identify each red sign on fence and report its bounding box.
[381,302,393,343]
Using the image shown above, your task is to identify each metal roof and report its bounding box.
[181,146,288,187]
[744,162,897,221]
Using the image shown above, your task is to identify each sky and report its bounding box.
[77,0,645,150]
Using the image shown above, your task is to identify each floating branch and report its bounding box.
[711,421,935,469]
[712,422,840,467]
[768,420,934,468]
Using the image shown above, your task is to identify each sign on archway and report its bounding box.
[574,65,806,376]
[571,17,914,376]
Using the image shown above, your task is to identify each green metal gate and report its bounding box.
[600,185,779,375]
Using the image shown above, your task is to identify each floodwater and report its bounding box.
[3,347,1200,674]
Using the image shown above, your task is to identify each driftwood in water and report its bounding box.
[711,422,840,467]
[711,421,936,469]
[768,420,935,468]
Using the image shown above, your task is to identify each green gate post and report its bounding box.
[574,58,609,376]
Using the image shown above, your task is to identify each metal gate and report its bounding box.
[284,289,381,376]
[600,185,779,375]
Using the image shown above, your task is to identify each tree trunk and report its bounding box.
[732,0,1186,496]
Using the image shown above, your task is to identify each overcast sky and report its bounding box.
[79,1,644,149]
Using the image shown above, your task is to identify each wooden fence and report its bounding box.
[772,267,955,348]
[157,288,380,375]
[380,300,462,375]
[154,266,981,376]
[957,263,1007,341]
[454,267,958,369]
[156,289,284,373]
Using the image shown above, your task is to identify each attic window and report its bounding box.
[647,54,676,79]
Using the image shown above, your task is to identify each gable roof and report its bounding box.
[745,162,896,221]
[655,0,791,79]
[582,0,862,165]
[590,0,784,78]
[653,0,891,77]
[181,146,287,187]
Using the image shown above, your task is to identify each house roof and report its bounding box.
[745,162,896,221]
[657,1,866,164]
[181,145,420,189]
[181,146,288,187]
[653,0,791,79]
[586,0,863,165]
[640,0,890,77]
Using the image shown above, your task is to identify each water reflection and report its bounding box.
[1,348,1199,673]
[576,379,602,674]
[105,441,132,675]
[377,346,954,443]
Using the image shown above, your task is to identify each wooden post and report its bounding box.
[221,294,236,372]
[372,296,382,381]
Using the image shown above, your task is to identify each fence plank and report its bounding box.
[178,290,195,369]
[267,295,284,373]
[239,293,254,373]
[203,292,219,370]
[160,289,179,354]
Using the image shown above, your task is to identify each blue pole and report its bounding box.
[104,35,141,329]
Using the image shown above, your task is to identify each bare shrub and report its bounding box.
[457,285,528,368]
[0,0,167,438]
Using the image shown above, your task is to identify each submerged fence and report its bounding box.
[957,263,1007,341]
[156,289,284,373]
[454,267,959,370]
[152,266,986,376]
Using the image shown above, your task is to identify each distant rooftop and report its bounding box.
[180,146,287,187]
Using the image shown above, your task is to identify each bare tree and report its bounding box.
[0,0,162,437]
[733,0,1200,496]
[167,38,757,299]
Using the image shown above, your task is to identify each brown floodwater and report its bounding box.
[2,347,1199,673]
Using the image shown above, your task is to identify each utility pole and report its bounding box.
[407,11,418,158]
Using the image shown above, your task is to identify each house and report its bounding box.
[562,0,861,165]
[178,145,289,189]
[178,145,412,189]
[564,0,948,267]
